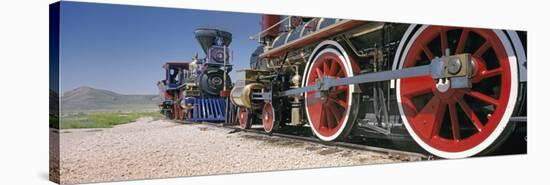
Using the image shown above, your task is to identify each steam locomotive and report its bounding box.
[157,28,232,122]
[158,16,527,159]
[230,15,527,158]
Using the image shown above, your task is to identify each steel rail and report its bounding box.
[174,120,431,160]
[233,126,430,161]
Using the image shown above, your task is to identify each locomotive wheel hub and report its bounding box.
[447,59,461,74]
[435,55,479,101]
[435,78,450,93]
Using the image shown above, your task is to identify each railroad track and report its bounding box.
[175,120,433,161]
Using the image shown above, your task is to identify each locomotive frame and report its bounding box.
[229,16,527,159]
[158,16,526,159]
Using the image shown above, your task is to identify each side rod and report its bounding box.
[281,64,432,96]
[280,53,472,97]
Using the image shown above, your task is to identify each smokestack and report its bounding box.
[193,28,232,54]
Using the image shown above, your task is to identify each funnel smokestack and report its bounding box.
[193,28,232,54]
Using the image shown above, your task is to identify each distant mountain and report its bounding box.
[60,86,159,114]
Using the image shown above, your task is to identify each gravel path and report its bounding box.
[58,118,411,184]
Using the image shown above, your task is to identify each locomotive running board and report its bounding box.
[281,53,473,97]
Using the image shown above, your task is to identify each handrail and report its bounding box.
[248,16,290,41]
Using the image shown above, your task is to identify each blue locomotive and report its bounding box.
[157,28,232,122]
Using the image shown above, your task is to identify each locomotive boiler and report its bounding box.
[158,28,232,122]
[230,15,527,158]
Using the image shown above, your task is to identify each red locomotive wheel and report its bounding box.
[397,26,519,158]
[239,107,251,129]
[304,43,358,141]
[262,103,276,133]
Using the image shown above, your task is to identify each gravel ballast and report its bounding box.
[58,118,411,184]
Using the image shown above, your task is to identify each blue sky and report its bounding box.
[59,2,261,94]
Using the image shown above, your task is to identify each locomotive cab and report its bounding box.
[163,63,190,90]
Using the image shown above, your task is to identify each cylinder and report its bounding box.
[230,83,264,109]
[262,15,280,38]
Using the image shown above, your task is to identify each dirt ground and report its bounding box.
[54,118,417,184]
